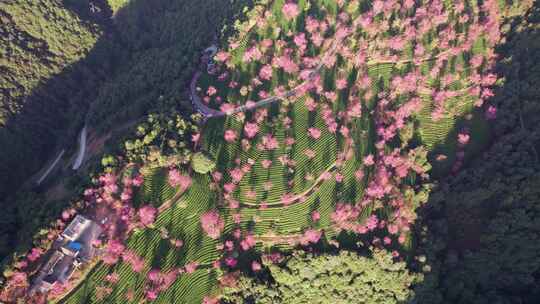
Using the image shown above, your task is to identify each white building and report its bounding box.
[61,215,91,241]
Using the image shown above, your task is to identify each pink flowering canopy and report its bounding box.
[138,205,157,227]
[193,0,503,260]
[168,169,192,190]
[201,210,225,239]
[282,2,300,20]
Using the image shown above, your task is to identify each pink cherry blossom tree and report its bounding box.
[201,210,225,239]
[138,205,157,227]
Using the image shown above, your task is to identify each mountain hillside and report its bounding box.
[0,1,537,304]
[0,0,101,199]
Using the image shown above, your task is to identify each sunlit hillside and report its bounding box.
[1,1,538,304]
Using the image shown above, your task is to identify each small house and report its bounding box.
[31,216,102,294]
[62,215,91,241]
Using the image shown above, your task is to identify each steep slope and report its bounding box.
[414,4,540,303]
[0,0,101,199]
[0,0,100,123]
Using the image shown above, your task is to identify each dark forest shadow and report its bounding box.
[0,0,253,265]
[407,3,540,303]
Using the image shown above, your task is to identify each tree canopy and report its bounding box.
[192,152,216,174]
[221,249,420,304]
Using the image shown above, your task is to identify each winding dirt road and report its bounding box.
[37,150,65,185]
[72,125,87,170]
[190,38,340,119]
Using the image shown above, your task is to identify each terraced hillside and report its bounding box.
[1,0,504,303]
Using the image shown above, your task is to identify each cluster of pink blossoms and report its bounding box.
[201,210,225,239]
[138,205,157,227]
[224,129,238,143]
[243,122,259,138]
[282,2,299,20]
[308,127,321,139]
[168,168,192,190]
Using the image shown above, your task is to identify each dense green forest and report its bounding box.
[413,4,540,302]
[0,0,101,202]
[0,0,99,125]
[0,0,539,303]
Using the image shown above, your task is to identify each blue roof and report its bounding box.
[66,241,82,252]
